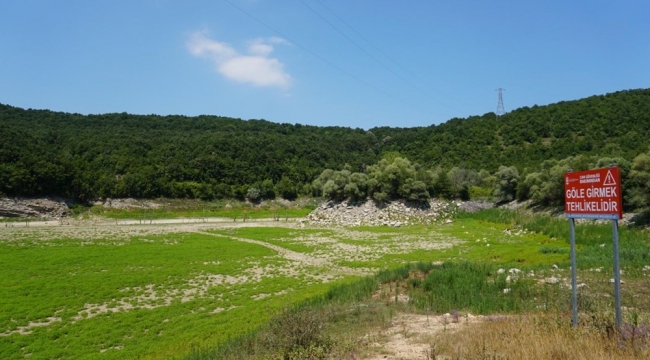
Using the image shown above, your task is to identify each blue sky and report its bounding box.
[1,1,648,129]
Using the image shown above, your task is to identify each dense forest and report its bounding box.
[1,89,650,207]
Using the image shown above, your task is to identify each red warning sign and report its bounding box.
[564,167,623,219]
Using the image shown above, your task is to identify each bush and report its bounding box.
[468,185,492,200]
[245,187,261,202]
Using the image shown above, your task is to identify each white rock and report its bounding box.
[506,275,512,283]
[551,264,559,271]
[497,268,505,275]
[545,277,559,284]
[503,288,511,294]
[508,268,522,275]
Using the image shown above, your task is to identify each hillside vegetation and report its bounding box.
[1,89,650,206]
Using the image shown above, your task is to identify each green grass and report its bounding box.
[179,209,650,360]
[329,219,571,269]
[208,227,336,254]
[61,198,319,220]
[89,206,311,220]
[459,208,650,269]
[0,232,348,360]
[408,262,562,314]
[5,208,648,359]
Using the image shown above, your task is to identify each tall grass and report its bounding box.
[459,208,650,269]
[433,314,650,359]
[408,262,565,315]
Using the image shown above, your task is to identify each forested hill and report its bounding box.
[1,88,649,201]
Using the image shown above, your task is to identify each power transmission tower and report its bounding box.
[495,88,506,116]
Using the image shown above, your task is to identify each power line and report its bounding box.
[310,0,464,113]
[299,0,455,112]
[221,0,427,114]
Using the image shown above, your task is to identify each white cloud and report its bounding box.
[248,38,274,56]
[186,31,292,89]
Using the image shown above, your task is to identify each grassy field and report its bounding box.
[0,230,358,359]
[1,207,649,359]
[81,198,316,221]
[189,210,650,359]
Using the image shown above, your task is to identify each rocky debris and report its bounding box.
[501,199,532,210]
[93,198,162,209]
[304,198,463,227]
[0,197,70,218]
[457,200,495,213]
[544,277,560,284]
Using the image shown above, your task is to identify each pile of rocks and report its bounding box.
[93,198,162,209]
[457,200,495,213]
[0,197,70,218]
[304,198,491,227]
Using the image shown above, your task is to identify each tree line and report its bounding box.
[310,151,650,212]
[1,88,649,210]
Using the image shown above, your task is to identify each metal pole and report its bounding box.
[570,217,578,328]
[612,219,622,328]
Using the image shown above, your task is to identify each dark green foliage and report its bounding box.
[313,157,431,202]
[431,171,453,199]
[517,155,637,208]
[494,166,519,203]
[2,89,650,201]
[629,151,650,209]
[275,176,298,200]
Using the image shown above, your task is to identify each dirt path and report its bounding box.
[197,231,373,278]
[197,231,328,267]
[363,312,482,360]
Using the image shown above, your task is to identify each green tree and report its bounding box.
[260,179,276,199]
[431,171,453,199]
[629,152,650,209]
[494,166,519,203]
[275,176,298,200]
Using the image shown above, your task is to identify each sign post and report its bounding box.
[569,215,577,327]
[564,166,623,328]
